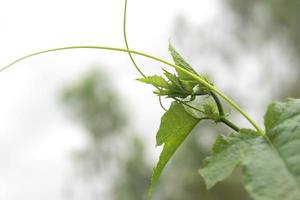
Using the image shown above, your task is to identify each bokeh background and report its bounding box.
[0,0,299,199]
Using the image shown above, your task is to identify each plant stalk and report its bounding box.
[220,117,240,132]
[211,92,225,116]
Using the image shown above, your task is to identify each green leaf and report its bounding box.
[168,43,197,79]
[242,138,300,200]
[180,80,198,92]
[137,75,170,89]
[202,98,219,121]
[199,129,259,189]
[168,43,213,91]
[264,101,288,132]
[200,99,300,200]
[243,99,300,200]
[149,102,200,196]
[153,89,189,99]
[162,68,183,90]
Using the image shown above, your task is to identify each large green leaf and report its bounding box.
[244,99,300,200]
[242,137,300,200]
[149,102,200,196]
[200,99,300,200]
[199,129,259,189]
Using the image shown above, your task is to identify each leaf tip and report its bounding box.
[198,169,215,190]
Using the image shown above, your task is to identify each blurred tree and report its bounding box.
[113,137,151,200]
[62,69,125,137]
[227,0,300,49]
[226,0,300,97]
[62,69,126,176]
[61,69,151,200]
[173,0,300,99]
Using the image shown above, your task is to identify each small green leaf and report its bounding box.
[153,89,189,99]
[149,102,201,196]
[168,43,197,79]
[202,98,219,121]
[137,75,170,89]
[168,43,213,91]
[180,80,198,92]
[192,84,209,95]
[162,69,183,90]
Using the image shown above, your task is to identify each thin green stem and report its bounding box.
[0,45,264,135]
[174,97,239,132]
[173,97,205,114]
[158,96,167,111]
[210,92,240,132]
[211,92,225,116]
[123,0,168,112]
[123,0,146,78]
[220,117,240,132]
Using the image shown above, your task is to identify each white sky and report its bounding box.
[0,0,220,199]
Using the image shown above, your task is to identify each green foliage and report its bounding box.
[200,99,300,200]
[264,101,288,132]
[149,102,200,196]
[138,44,210,100]
[62,69,152,200]
[137,75,170,89]
[138,44,300,200]
[157,128,251,200]
[140,44,243,196]
[201,99,220,121]
[168,43,212,85]
[168,43,198,79]
[199,129,259,189]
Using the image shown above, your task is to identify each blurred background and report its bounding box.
[0,0,299,199]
